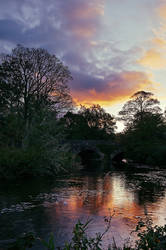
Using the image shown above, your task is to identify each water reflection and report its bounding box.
[43,171,166,247]
[1,170,166,248]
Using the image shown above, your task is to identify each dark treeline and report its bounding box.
[118,91,166,166]
[62,104,116,140]
[0,45,166,180]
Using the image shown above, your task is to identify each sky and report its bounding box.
[1,0,166,129]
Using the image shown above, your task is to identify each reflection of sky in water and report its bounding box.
[111,176,134,206]
[1,171,166,248]
[43,172,166,247]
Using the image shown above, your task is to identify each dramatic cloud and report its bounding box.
[70,71,153,106]
[0,0,163,110]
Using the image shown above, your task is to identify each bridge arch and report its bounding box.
[68,140,122,169]
[78,149,102,169]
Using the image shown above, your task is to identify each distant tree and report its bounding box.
[118,91,166,165]
[120,111,166,165]
[79,104,116,139]
[119,91,161,127]
[128,112,165,140]
[61,105,116,140]
[0,45,73,125]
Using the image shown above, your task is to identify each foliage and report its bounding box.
[0,45,73,148]
[0,45,77,179]
[61,112,90,139]
[63,218,111,250]
[8,216,113,250]
[0,112,78,179]
[22,112,76,175]
[135,217,166,250]
[0,44,73,123]
[120,112,166,165]
[118,91,161,128]
[0,147,40,179]
[41,233,56,250]
[62,105,116,140]
[118,90,166,165]
[8,216,166,249]
[79,105,116,137]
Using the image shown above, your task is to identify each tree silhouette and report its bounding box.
[79,104,116,139]
[0,45,73,126]
[119,91,161,127]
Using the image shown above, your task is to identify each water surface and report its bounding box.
[0,169,166,248]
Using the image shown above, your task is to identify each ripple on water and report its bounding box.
[1,170,166,248]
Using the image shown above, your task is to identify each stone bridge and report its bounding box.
[68,140,123,169]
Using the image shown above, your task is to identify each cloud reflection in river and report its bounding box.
[42,171,166,247]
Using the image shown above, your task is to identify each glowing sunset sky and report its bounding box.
[0,0,166,116]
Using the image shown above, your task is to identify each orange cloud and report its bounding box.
[71,71,154,107]
[138,49,166,69]
[152,37,166,48]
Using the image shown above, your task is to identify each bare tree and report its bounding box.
[0,45,73,124]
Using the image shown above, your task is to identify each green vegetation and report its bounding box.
[118,91,166,166]
[8,217,166,249]
[0,45,76,179]
[62,104,116,140]
[118,91,161,127]
[135,218,166,250]
[0,45,117,179]
[1,45,166,179]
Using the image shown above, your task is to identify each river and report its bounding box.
[0,168,166,249]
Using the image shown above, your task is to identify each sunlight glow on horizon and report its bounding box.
[1,0,166,119]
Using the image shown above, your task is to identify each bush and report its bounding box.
[135,218,166,249]
[0,114,80,179]
[0,147,43,179]
[8,216,166,249]
[0,144,79,180]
